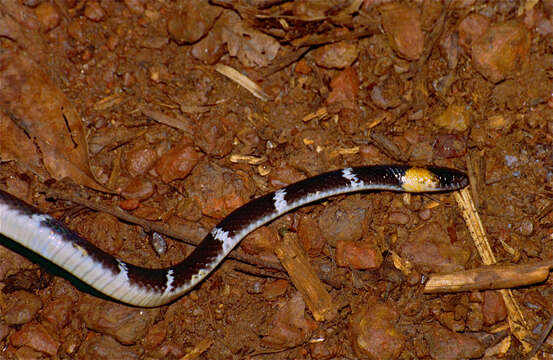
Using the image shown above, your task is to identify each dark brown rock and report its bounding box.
[78,297,160,345]
[154,139,202,183]
[73,212,124,254]
[318,195,370,247]
[125,146,157,177]
[482,291,507,325]
[183,160,255,218]
[457,13,489,50]
[263,293,317,347]
[399,222,470,273]
[425,324,484,360]
[268,165,306,188]
[142,321,167,349]
[350,300,404,360]
[335,240,383,270]
[313,41,359,69]
[196,117,235,158]
[438,311,465,332]
[240,226,279,263]
[41,296,74,329]
[191,27,225,64]
[472,21,530,83]
[0,246,33,282]
[326,67,359,111]
[11,323,60,356]
[34,2,60,31]
[80,334,141,360]
[263,279,289,300]
[297,215,326,257]
[380,2,424,60]
[121,177,154,200]
[433,133,467,159]
[388,211,410,225]
[50,277,80,302]
[167,1,221,44]
[4,290,42,325]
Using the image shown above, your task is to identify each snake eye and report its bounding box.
[426,167,469,191]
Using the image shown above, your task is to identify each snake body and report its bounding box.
[0,165,468,307]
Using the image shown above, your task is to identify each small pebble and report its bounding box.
[123,0,145,14]
[457,13,489,50]
[143,322,167,349]
[78,297,159,344]
[482,291,507,325]
[350,300,404,359]
[80,335,140,359]
[335,240,382,270]
[426,325,484,359]
[399,222,469,273]
[297,215,325,256]
[4,290,42,325]
[11,323,60,356]
[167,2,221,44]
[432,104,471,132]
[388,211,410,225]
[151,232,167,256]
[34,2,60,31]
[119,198,140,211]
[516,218,534,236]
[0,322,9,342]
[67,19,85,42]
[313,41,359,69]
[248,281,263,294]
[263,279,288,300]
[433,133,466,158]
[84,1,105,21]
[418,208,432,220]
[380,2,424,60]
[41,296,73,329]
[472,21,530,83]
[121,177,154,200]
[155,140,202,183]
[126,147,158,177]
[263,293,316,347]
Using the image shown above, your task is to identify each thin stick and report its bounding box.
[455,187,534,355]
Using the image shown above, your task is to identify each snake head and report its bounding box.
[401,167,469,192]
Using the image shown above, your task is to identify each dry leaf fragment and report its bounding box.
[0,111,48,179]
[0,51,107,191]
[215,64,269,101]
[220,11,280,68]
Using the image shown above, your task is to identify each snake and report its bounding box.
[0,165,468,307]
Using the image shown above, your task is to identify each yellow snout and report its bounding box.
[401,168,440,192]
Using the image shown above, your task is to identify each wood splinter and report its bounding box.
[274,232,337,322]
[424,261,553,294]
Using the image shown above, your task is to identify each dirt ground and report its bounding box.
[2,0,553,359]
